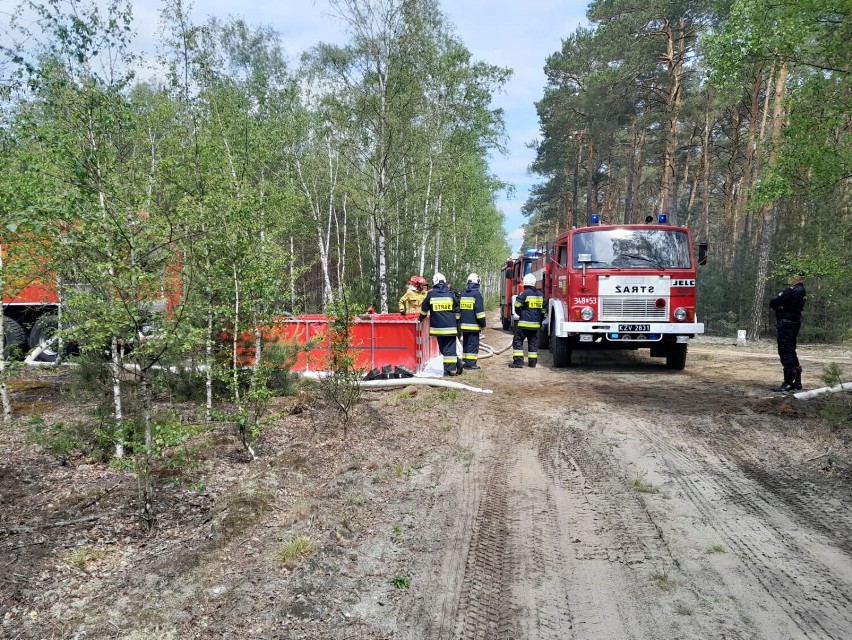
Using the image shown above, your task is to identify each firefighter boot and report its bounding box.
[527,360,537,368]
[509,358,524,369]
[793,366,803,391]
[771,370,796,393]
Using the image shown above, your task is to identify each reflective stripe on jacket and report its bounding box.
[459,283,486,332]
[420,283,460,336]
[514,286,544,329]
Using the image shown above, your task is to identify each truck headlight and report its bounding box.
[581,307,594,321]
[674,307,688,322]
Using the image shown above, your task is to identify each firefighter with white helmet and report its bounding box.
[459,273,486,369]
[399,275,428,315]
[420,272,463,376]
[510,273,544,368]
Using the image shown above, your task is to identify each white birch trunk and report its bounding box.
[0,337,10,424]
[0,242,11,423]
[206,305,213,423]
[418,157,434,277]
[289,236,296,310]
[111,335,124,459]
[294,156,335,309]
[141,374,154,528]
[232,263,241,410]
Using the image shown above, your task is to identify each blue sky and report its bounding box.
[131,0,589,253]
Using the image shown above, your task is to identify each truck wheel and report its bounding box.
[665,343,687,370]
[538,322,550,350]
[28,315,60,362]
[3,317,27,359]
[501,312,511,331]
[552,334,572,368]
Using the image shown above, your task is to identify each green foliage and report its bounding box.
[26,415,115,460]
[390,574,410,589]
[820,363,844,388]
[315,294,363,437]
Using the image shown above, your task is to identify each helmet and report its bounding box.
[523,273,537,287]
[415,276,428,287]
[467,273,480,284]
[432,272,446,285]
[408,275,420,286]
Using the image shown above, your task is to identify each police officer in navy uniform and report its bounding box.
[510,273,545,368]
[420,272,463,376]
[459,273,486,369]
[769,271,806,392]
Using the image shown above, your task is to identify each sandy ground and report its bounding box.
[1,318,851,639]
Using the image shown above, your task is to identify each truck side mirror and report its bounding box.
[697,242,708,266]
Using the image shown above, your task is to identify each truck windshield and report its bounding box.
[572,228,692,269]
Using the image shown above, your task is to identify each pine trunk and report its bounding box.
[748,63,788,340]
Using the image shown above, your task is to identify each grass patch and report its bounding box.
[675,603,693,615]
[631,473,660,494]
[651,570,676,591]
[391,524,403,541]
[66,547,110,569]
[438,390,458,401]
[692,353,714,361]
[390,574,410,589]
[277,536,314,566]
[704,544,726,555]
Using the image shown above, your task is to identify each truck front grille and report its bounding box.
[600,297,668,321]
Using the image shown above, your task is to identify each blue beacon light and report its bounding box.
[590,214,601,225]
[658,213,668,224]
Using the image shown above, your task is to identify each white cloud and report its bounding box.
[507,226,526,253]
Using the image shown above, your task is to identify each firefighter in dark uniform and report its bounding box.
[769,271,806,392]
[510,273,544,368]
[420,272,463,376]
[459,273,486,369]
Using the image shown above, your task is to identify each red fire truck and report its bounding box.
[499,247,541,330]
[1,240,61,361]
[529,214,706,370]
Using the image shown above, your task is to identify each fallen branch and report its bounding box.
[1,512,112,535]
[805,447,832,463]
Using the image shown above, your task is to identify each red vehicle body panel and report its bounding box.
[235,314,439,374]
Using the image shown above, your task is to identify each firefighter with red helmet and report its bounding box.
[399,275,428,315]
[459,273,486,369]
[420,273,463,376]
[510,273,544,368]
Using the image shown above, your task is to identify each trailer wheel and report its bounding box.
[28,315,60,362]
[3,317,27,359]
[552,334,572,368]
[665,343,687,370]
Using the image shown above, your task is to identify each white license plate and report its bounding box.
[618,324,650,331]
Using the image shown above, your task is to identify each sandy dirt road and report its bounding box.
[387,327,852,640]
[2,321,850,640]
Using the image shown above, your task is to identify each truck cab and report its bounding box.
[537,217,705,370]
